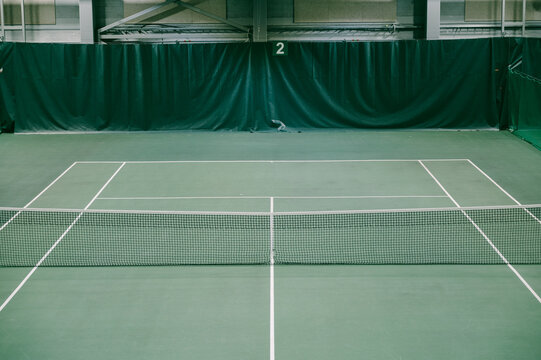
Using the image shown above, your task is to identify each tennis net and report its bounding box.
[0,205,540,266]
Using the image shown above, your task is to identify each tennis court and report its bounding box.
[0,131,540,359]
[18,158,521,211]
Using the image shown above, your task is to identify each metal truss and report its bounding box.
[96,0,541,44]
[98,0,250,43]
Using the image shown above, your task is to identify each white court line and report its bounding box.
[467,159,541,225]
[24,163,79,208]
[96,195,449,200]
[466,160,522,204]
[418,160,541,304]
[0,162,127,313]
[74,159,471,164]
[269,197,275,360]
[0,162,78,232]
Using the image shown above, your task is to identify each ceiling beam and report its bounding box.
[253,0,267,42]
[426,0,440,39]
[79,0,94,43]
[99,0,177,34]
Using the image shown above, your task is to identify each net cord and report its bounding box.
[1,203,540,216]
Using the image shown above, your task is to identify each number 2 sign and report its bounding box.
[272,41,288,57]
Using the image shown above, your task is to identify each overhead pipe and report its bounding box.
[522,0,526,35]
[21,0,26,42]
[501,0,505,35]
[0,0,5,40]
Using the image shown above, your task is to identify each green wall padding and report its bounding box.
[508,69,541,131]
[264,39,507,130]
[0,42,15,133]
[522,38,541,79]
[507,39,541,151]
[513,130,541,151]
[0,38,535,133]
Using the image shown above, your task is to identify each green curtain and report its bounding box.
[262,39,505,129]
[0,42,15,133]
[522,38,541,79]
[508,69,541,130]
[0,38,535,133]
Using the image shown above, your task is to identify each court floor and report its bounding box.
[1,131,540,359]
[22,158,522,211]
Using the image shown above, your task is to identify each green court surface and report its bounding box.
[1,130,541,359]
[26,159,513,211]
[514,130,541,152]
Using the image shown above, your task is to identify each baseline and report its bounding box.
[97,195,449,200]
[75,159,471,164]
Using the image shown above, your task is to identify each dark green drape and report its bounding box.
[0,42,15,133]
[522,38,541,79]
[0,38,537,133]
[263,39,505,129]
[508,69,541,130]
